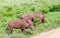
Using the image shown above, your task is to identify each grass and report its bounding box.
[0,11,59,38]
[0,0,60,38]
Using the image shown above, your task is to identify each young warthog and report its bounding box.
[8,19,34,35]
[20,12,45,23]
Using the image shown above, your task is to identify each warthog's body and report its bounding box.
[8,19,34,34]
[20,12,45,23]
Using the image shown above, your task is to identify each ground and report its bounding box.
[30,28,60,38]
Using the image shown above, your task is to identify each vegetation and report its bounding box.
[0,0,60,38]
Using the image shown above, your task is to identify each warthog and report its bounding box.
[8,19,34,35]
[20,12,45,23]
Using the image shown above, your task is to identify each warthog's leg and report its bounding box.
[21,26,26,35]
[8,26,13,34]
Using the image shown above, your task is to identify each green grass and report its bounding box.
[0,11,59,38]
[0,0,60,38]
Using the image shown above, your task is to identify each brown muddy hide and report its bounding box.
[20,14,33,21]
[26,19,34,31]
[8,19,34,35]
[33,12,45,23]
[20,12,45,23]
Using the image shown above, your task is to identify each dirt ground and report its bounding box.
[30,28,60,38]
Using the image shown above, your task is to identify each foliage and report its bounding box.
[0,0,60,38]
